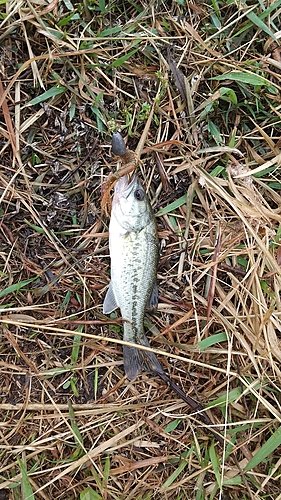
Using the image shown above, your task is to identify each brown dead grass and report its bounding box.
[0,1,281,499]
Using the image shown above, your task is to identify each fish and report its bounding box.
[103,173,164,380]
[103,134,224,444]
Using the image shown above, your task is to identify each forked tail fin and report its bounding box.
[123,336,163,381]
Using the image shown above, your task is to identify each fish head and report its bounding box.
[111,175,154,232]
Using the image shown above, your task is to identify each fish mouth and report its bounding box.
[114,174,138,199]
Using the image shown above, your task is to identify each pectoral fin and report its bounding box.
[103,282,119,314]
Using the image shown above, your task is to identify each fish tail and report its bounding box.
[123,345,142,381]
[123,336,163,381]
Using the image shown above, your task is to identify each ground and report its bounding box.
[0,1,281,499]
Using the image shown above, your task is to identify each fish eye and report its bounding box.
[134,188,145,201]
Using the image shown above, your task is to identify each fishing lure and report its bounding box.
[101,132,139,215]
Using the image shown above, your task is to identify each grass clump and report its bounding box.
[0,0,281,499]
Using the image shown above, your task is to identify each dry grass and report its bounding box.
[1,0,281,499]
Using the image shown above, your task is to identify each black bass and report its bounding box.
[102,133,223,444]
[103,173,164,380]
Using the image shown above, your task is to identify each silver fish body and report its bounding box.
[103,174,163,380]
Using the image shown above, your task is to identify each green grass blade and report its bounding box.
[198,332,228,350]
[98,0,106,13]
[209,441,221,488]
[223,476,242,486]
[245,425,281,471]
[97,26,122,37]
[17,458,35,500]
[112,48,140,67]
[213,71,268,86]
[155,194,187,216]
[67,401,85,458]
[246,10,276,40]
[24,219,46,234]
[103,456,110,485]
[208,119,223,145]
[205,387,242,408]
[161,451,191,489]
[164,418,183,433]
[63,0,74,9]
[71,325,83,364]
[94,358,99,399]
[80,486,102,500]
[0,278,38,298]
[68,401,84,448]
[27,86,67,106]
